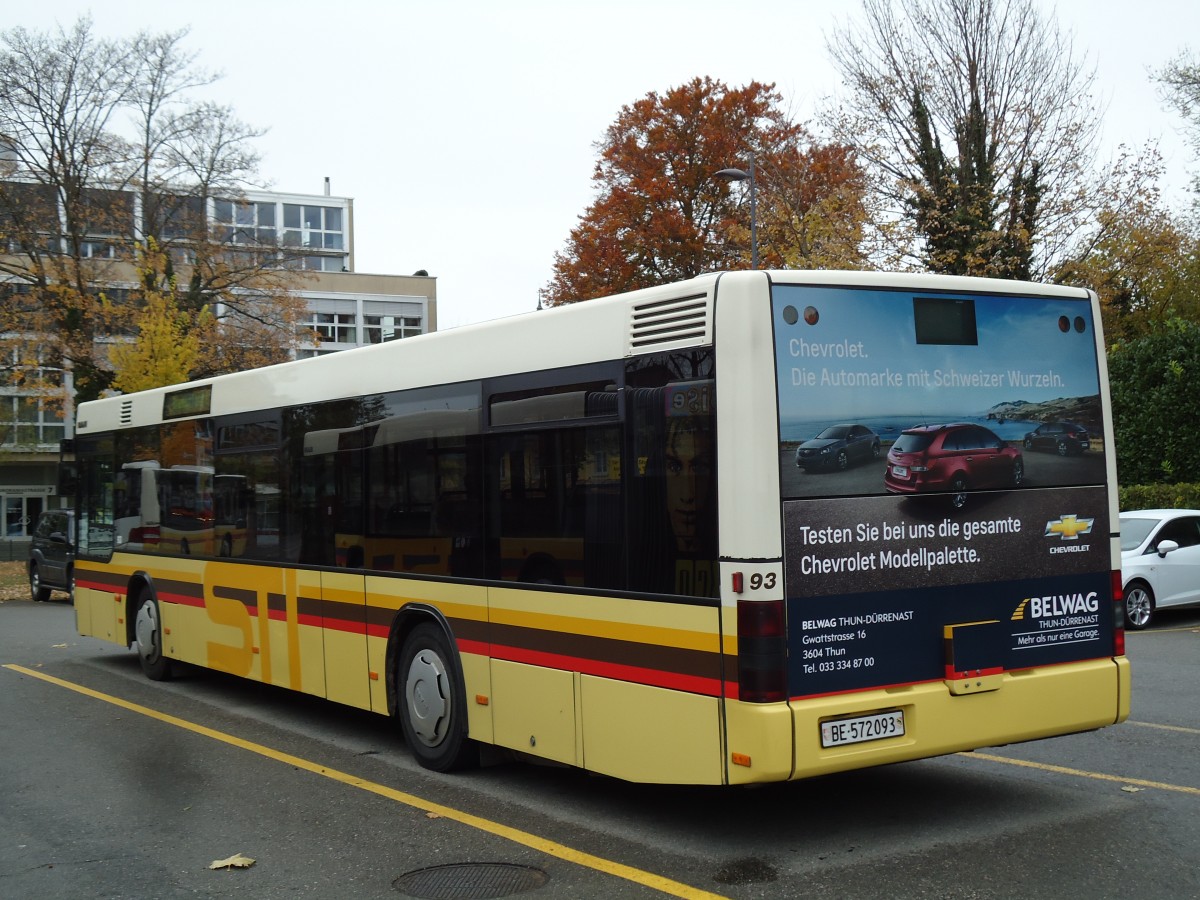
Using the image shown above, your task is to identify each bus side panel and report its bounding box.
[186,562,327,697]
[74,566,122,646]
[722,698,795,785]
[320,570,370,711]
[486,585,724,782]
[581,677,723,784]
[490,660,578,765]
[291,568,327,696]
[788,657,1128,780]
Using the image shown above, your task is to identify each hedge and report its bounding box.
[1118,483,1200,511]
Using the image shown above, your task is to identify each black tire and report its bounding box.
[1012,459,1024,487]
[1056,441,1069,457]
[133,592,173,681]
[871,441,881,459]
[1023,438,1034,450]
[836,450,849,470]
[1124,581,1154,630]
[397,622,476,772]
[29,564,51,603]
[66,566,75,606]
[950,475,969,509]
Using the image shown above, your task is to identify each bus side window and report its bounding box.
[625,352,717,598]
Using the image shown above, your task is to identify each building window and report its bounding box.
[80,240,116,259]
[282,204,343,251]
[286,255,345,272]
[299,312,357,344]
[363,315,422,343]
[0,396,64,447]
[214,199,277,245]
[294,348,339,360]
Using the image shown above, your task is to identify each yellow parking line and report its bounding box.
[961,750,1200,796]
[3,664,728,900]
[1129,625,1200,635]
[1126,720,1200,737]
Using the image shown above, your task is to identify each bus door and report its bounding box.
[304,423,371,710]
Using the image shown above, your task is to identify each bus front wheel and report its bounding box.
[134,592,173,681]
[397,623,476,772]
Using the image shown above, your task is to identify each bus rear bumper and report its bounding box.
[724,657,1129,784]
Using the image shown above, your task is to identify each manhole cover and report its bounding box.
[393,862,549,899]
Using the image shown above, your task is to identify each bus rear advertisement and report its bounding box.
[772,283,1115,703]
[69,270,1129,785]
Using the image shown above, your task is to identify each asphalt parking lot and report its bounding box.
[1,597,1196,900]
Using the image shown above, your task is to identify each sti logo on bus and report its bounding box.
[1045,514,1094,540]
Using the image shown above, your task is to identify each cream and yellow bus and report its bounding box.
[71,270,1129,784]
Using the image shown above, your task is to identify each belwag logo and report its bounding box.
[1011,591,1100,620]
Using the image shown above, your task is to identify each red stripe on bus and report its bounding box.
[491,643,722,696]
[75,578,126,595]
[162,593,205,609]
[456,638,490,656]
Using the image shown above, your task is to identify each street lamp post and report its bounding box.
[714,156,757,269]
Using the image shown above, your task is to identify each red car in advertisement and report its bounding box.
[884,423,1024,507]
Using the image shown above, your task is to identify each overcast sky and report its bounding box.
[18,1,1200,328]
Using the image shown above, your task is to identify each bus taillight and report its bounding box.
[737,599,788,703]
[1111,570,1125,657]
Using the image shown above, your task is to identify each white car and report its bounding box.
[1120,509,1200,629]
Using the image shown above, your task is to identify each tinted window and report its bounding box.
[365,386,483,577]
[626,351,717,598]
[215,413,284,561]
[76,435,115,560]
[892,433,933,453]
[487,367,624,590]
[1120,517,1158,551]
[1156,517,1200,549]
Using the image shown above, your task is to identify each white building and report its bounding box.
[0,185,437,542]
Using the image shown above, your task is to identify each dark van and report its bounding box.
[28,509,75,602]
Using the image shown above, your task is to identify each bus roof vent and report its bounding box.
[119,399,134,426]
[628,292,712,352]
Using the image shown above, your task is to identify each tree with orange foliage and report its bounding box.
[542,77,868,305]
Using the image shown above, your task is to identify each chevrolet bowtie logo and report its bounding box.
[1045,515,1094,540]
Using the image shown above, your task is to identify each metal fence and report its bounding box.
[0,539,30,563]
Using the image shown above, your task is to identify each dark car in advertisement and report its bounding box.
[794,423,881,471]
[1023,421,1091,456]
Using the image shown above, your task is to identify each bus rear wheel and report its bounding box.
[398,623,476,772]
[134,592,173,681]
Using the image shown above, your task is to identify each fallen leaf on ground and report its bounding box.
[425,812,441,819]
[1120,786,1144,793]
[209,853,256,870]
